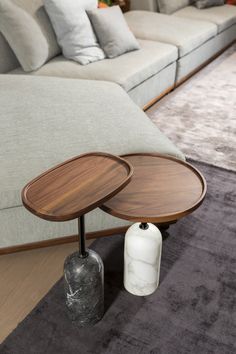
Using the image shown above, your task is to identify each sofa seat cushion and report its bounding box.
[125,11,217,57]
[0,75,184,210]
[11,39,178,92]
[173,5,236,33]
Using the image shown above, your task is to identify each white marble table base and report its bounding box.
[124,223,162,296]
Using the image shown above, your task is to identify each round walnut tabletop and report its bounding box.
[100,153,207,224]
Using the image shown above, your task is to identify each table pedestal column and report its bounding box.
[64,215,104,326]
[124,222,162,296]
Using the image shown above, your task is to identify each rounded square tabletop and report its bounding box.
[22,152,133,221]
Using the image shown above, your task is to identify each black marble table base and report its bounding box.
[64,249,104,326]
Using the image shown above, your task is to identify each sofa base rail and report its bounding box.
[143,84,175,111]
[0,226,129,256]
[0,221,173,255]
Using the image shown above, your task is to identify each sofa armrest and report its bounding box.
[130,0,158,11]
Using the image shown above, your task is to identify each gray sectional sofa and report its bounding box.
[1,2,235,108]
[128,1,236,84]
[0,0,235,251]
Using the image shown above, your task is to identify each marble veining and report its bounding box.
[124,223,162,296]
[64,249,104,326]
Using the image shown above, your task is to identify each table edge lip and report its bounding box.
[100,152,207,223]
[21,152,134,221]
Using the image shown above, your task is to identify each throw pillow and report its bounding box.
[0,0,60,72]
[44,0,105,65]
[157,0,192,15]
[87,6,140,59]
[194,0,225,8]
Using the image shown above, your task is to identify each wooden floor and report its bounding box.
[0,239,93,344]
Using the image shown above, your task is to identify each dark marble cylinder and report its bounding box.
[64,249,104,326]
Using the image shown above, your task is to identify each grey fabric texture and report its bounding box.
[0,33,19,73]
[10,39,178,92]
[195,0,225,9]
[44,0,105,65]
[125,11,217,57]
[128,62,176,107]
[130,0,158,11]
[1,161,236,353]
[157,0,192,14]
[173,5,236,33]
[0,0,61,73]
[0,75,184,212]
[0,0,60,72]
[87,6,140,59]
[176,24,236,81]
[0,204,130,249]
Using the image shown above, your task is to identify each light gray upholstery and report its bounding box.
[44,0,105,66]
[11,39,178,92]
[194,0,224,10]
[125,11,217,57]
[176,23,236,81]
[173,5,236,33]
[0,0,60,73]
[128,62,176,107]
[130,0,158,11]
[0,0,60,72]
[0,75,184,247]
[0,203,131,248]
[0,33,19,73]
[87,6,140,59]
[157,0,192,15]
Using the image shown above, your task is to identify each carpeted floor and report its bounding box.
[147,44,236,172]
[1,161,236,354]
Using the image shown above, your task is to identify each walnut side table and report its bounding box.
[22,152,133,326]
[101,153,207,296]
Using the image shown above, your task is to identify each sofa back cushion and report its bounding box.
[44,0,105,65]
[0,0,60,73]
[87,6,140,59]
[194,0,224,8]
[0,33,19,73]
[130,0,159,11]
[157,0,193,14]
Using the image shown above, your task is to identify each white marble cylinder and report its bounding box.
[124,223,162,296]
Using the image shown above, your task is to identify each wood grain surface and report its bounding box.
[100,153,207,223]
[22,153,133,222]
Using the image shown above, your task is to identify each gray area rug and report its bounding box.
[147,44,236,172]
[1,161,236,354]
